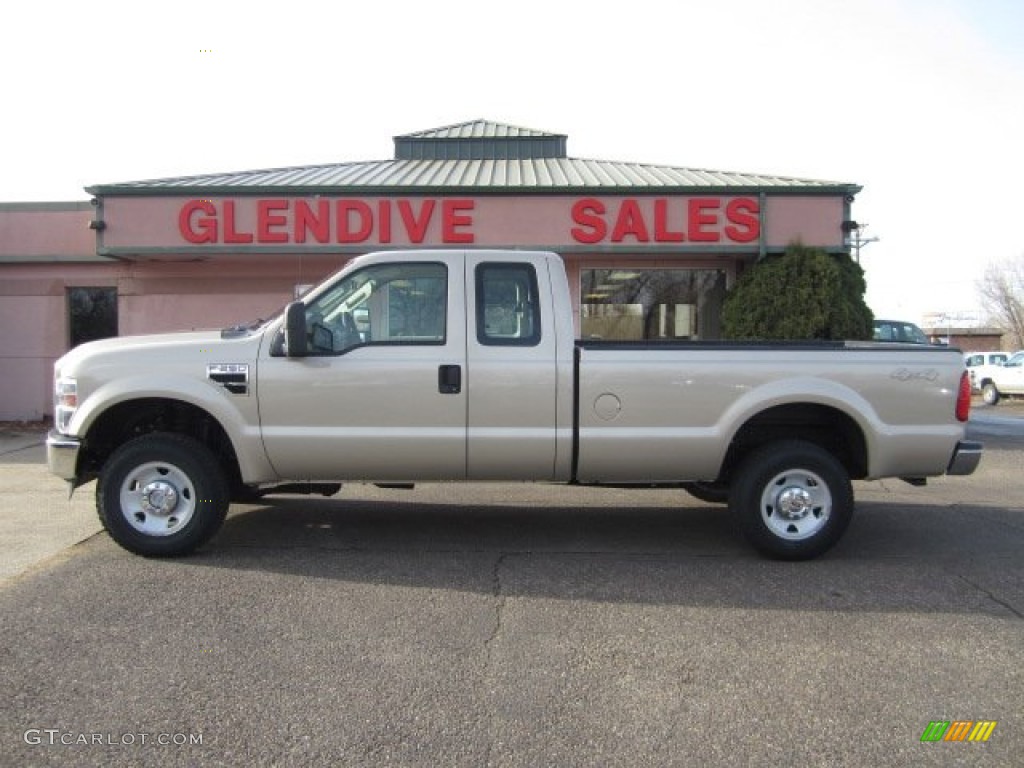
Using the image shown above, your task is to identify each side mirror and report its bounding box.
[284,301,308,358]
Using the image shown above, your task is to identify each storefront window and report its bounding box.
[67,287,118,348]
[581,269,726,341]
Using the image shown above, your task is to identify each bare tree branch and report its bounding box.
[976,255,1024,349]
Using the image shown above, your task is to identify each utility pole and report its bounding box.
[850,224,879,264]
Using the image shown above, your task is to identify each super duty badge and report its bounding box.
[207,363,249,395]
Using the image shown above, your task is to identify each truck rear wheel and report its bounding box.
[97,433,229,557]
[981,381,1000,405]
[682,481,730,504]
[729,440,853,560]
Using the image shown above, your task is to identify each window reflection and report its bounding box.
[580,269,726,340]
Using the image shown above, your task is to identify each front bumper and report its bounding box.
[46,430,81,482]
[946,440,983,476]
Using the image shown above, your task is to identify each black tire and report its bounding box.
[682,481,730,504]
[729,440,853,560]
[96,433,229,557]
[982,382,1000,406]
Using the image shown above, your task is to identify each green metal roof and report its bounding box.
[397,119,564,140]
[88,120,860,196]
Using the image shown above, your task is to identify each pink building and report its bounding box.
[0,120,860,421]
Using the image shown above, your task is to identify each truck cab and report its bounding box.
[262,250,575,482]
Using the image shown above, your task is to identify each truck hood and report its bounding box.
[55,329,265,378]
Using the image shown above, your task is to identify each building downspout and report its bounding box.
[89,195,105,256]
[757,191,767,261]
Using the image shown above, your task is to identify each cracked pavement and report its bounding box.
[1,413,1022,766]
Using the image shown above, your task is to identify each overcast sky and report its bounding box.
[4,0,1022,324]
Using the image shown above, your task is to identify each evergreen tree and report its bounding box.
[722,244,874,340]
[828,252,874,339]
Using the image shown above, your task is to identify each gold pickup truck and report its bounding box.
[47,249,981,560]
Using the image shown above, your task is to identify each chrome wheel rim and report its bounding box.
[119,461,196,536]
[760,468,832,540]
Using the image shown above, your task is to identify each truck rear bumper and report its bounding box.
[946,440,983,476]
[46,430,81,482]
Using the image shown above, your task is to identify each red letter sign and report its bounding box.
[571,198,607,244]
[337,200,373,243]
[179,200,218,244]
[222,201,254,244]
[611,199,650,243]
[257,199,289,243]
[294,199,330,243]
[725,198,760,242]
[687,198,720,243]
[653,199,685,242]
[442,199,475,243]
[398,200,435,243]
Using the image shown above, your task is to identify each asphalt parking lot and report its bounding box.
[1,406,1021,767]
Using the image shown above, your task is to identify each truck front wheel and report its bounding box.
[981,381,1000,405]
[729,440,853,560]
[97,433,229,557]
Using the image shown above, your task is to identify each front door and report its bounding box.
[258,254,467,481]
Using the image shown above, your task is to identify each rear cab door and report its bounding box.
[465,252,572,480]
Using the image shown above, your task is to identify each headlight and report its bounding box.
[54,376,78,433]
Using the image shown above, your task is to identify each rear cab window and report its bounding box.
[475,263,542,346]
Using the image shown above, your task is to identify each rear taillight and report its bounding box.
[956,370,971,423]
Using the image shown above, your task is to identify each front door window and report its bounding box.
[302,262,447,355]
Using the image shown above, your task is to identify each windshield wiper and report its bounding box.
[220,318,265,339]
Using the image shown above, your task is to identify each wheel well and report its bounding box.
[720,403,868,482]
[78,398,242,488]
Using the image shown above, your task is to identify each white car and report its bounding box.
[964,350,1010,393]
[977,350,1024,405]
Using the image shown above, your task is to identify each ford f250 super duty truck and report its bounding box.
[46,249,982,560]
